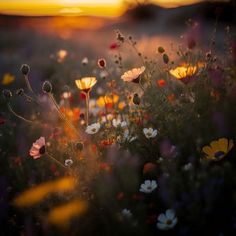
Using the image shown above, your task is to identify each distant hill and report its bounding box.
[123,1,236,24]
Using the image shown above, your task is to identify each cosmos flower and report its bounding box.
[29,137,46,159]
[75,77,97,93]
[81,57,88,65]
[57,49,67,63]
[96,95,119,108]
[112,119,127,128]
[143,128,157,139]
[202,138,234,161]
[85,122,101,134]
[157,209,178,230]
[121,66,145,83]
[139,180,157,193]
[169,65,197,79]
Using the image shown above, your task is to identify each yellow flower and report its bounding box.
[75,77,97,93]
[97,94,119,108]
[2,73,15,85]
[169,66,197,79]
[202,138,234,161]
[121,66,145,83]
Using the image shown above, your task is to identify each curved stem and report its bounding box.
[24,75,34,94]
[7,103,35,123]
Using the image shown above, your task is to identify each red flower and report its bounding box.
[157,79,166,87]
[99,162,112,173]
[109,42,119,50]
[143,162,158,175]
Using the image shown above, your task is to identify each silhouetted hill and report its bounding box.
[123,1,236,24]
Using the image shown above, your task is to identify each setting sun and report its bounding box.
[0,0,206,17]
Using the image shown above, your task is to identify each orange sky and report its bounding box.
[0,0,216,17]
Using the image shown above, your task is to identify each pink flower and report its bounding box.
[29,137,46,159]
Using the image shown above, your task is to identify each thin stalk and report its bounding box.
[48,93,81,139]
[24,75,34,94]
[46,152,67,169]
[7,103,35,123]
[85,92,90,126]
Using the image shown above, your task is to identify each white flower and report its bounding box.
[85,122,101,134]
[121,209,133,219]
[139,180,157,193]
[65,159,73,167]
[117,130,137,144]
[112,119,127,128]
[100,70,109,79]
[183,163,193,171]
[82,57,88,65]
[157,209,178,231]
[121,66,145,83]
[143,128,157,139]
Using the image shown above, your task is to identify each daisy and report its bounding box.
[202,138,234,161]
[75,77,97,93]
[157,209,178,230]
[121,66,145,83]
[29,137,46,159]
[112,119,127,128]
[85,122,101,134]
[139,180,157,193]
[143,128,157,139]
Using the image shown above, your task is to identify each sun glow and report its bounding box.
[0,0,207,17]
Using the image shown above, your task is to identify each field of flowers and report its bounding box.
[0,18,236,235]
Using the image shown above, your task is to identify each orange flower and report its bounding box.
[157,79,166,87]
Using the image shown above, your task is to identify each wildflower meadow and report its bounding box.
[0,1,236,235]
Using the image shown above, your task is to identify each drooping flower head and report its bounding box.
[202,138,234,161]
[75,77,97,93]
[157,209,178,230]
[121,66,145,83]
[29,137,46,159]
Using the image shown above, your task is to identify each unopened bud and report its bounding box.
[20,64,30,75]
[133,93,140,105]
[42,81,52,93]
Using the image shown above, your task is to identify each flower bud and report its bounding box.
[163,54,169,64]
[20,64,30,75]
[75,142,84,151]
[2,89,12,102]
[157,46,165,54]
[98,58,106,68]
[42,81,52,93]
[133,93,140,105]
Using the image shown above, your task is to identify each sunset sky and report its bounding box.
[0,0,224,17]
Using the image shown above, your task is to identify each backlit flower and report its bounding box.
[202,138,234,161]
[85,122,100,134]
[121,209,133,219]
[29,137,46,159]
[57,49,67,63]
[143,128,157,139]
[169,65,197,79]
[2,73,15,85]
[75,77,97,93]
[96,95,119,108]
[157,209,178,230]
[140,180,157,193]
[121,66,145,83]
[81,57,88,65]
